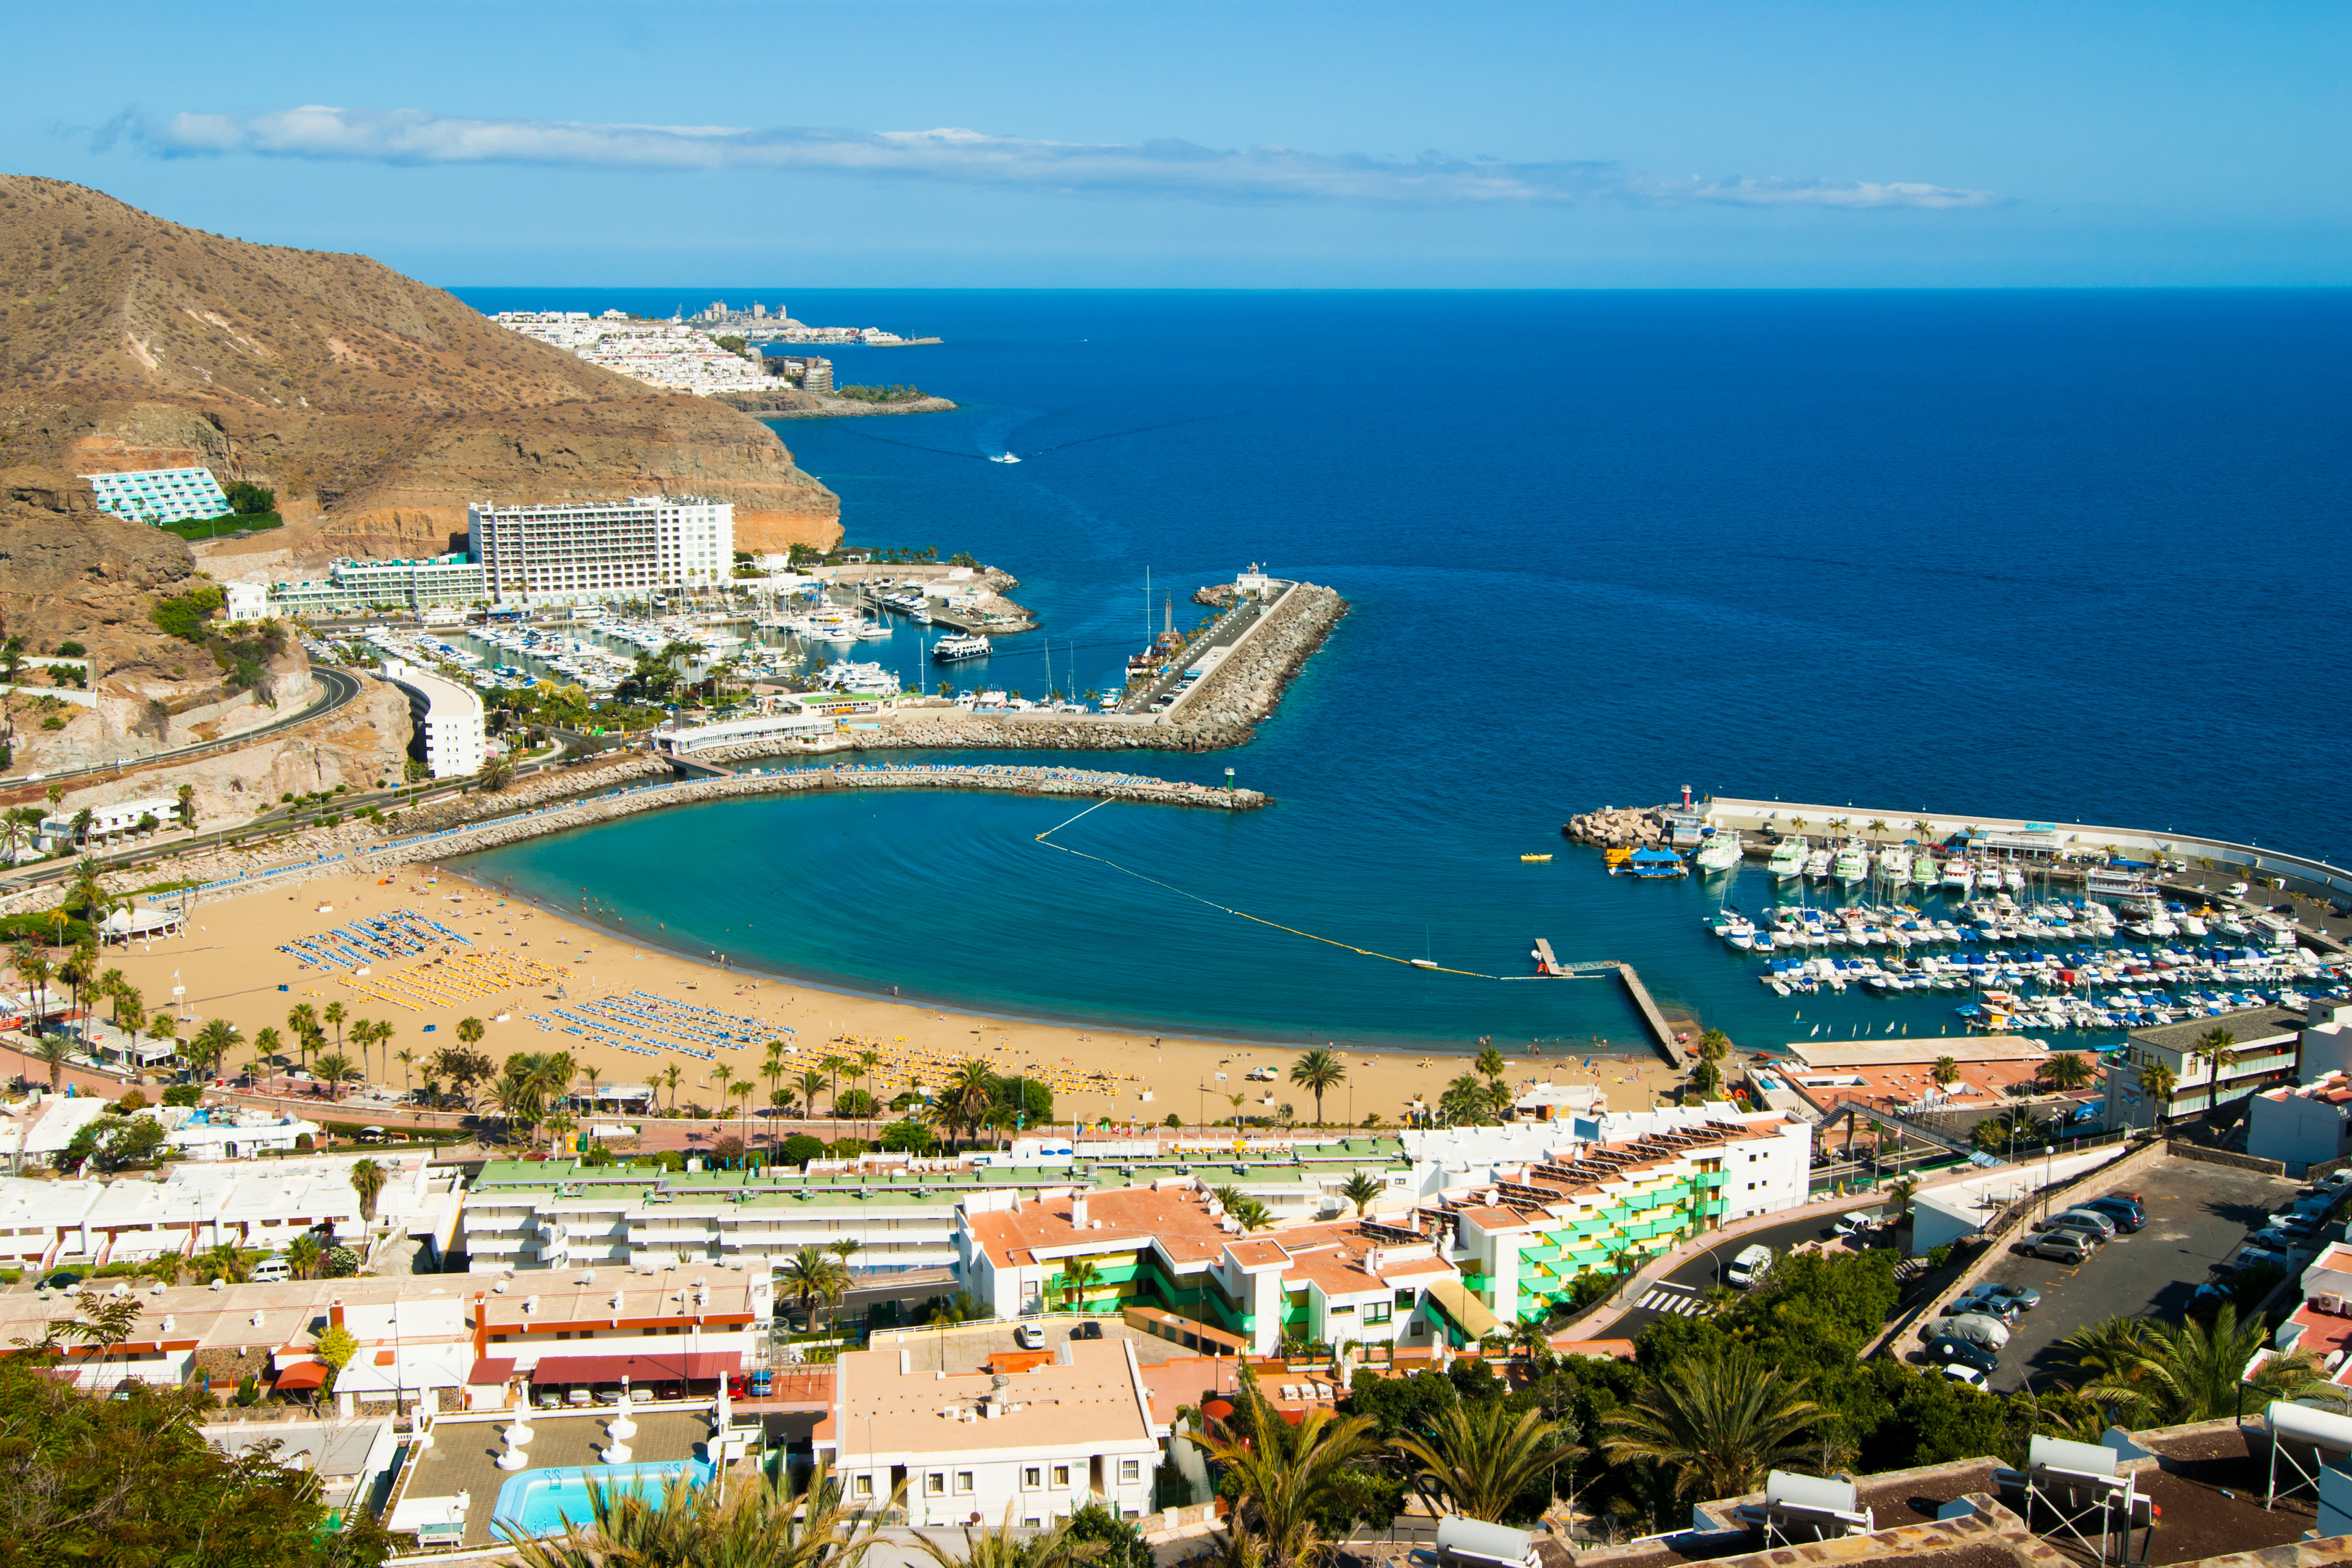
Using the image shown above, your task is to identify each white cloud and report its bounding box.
[110,105,1998,211]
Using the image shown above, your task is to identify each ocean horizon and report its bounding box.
[451,287,2352,1055]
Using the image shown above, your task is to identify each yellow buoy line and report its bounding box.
[1033,799,1504,979]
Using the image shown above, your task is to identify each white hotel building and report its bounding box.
[468,497,734,605]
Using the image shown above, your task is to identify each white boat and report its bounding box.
[1942,857,1974,894]
[931,632,992,663]
[1696,832,1744,873]
[990,453,1021,464]
[1877,846,1914,885]
[1832,841,1873,886]
[1768,838,1808,879]
[1804,848,1834,880]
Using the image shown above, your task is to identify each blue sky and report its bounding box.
[11,1,2348,287]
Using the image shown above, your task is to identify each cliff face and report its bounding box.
[0,175,841,560]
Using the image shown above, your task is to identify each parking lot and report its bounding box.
[1961,1155,2305,1393]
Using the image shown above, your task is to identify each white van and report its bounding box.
[250,1257,291,1284]
[1725,1244,1774,1289]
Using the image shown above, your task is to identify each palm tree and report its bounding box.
[312,1051,356,1100]
[2038,1052,2095,1092]
[396,1048,417,1100]
[1289,1049,1345,1125]
[794,1069,828,1124]
[2056,1316,2157,1392]
[1931,1056,1959,1090]
[1885,1175,1921,1230]
[937,1059,999,1149]
[508,1459,897,1568]
[457,1016,486,1051]
[2191,1026,2239,1092]
[286,1231,325,1281]
[189,1018,242,1080]
[912,1504,1095,1568]
[1392,1400,1583,1522]
[762,1040,789,1108]
[349,1157,388,1224]
[2083,1306,2332,1424]
[1057,1257,1104,1313]
[58,942,97,1046]
[1228,1197,1273,1233]
[1601,1348,1824,1500]
[1185,1368,1381,1568]
[1866,818,1889,846]
[12,941,53,1041]
[856,1048,883,1135]
[324,1000,346,1061]
[196,1242,254,1283]
[2138,1061,2179,1125]
[1339,1172,1382,1218]
[34,1035,70,1094]
[820,1053,850,1116]
[783,1247,849,1332]
[662,1063,682,1113]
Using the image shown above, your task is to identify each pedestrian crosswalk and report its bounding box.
[1633,1283,1707,1317]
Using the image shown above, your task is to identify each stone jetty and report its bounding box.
[1561,804,1670,848]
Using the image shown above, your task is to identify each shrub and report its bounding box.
[117,1088,147,1112]
[151,584,226,643]
[780,1134,825,1167]
[160,1085,203,1108]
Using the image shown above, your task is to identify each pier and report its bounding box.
[1532,938,1686,1067]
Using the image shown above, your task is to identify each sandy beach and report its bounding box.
[103,865,1690,1130]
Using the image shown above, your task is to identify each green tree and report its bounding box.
[1339,1172,1382,1218]
[1289,1049,1346,1125]
[2081,1305,2332,1424]
[510,1458,892,1568]
[1057,1257,1105,1313]
[1930,1056,1959,1090]
[1189,1368,1384,1568]
[1390,1400,1583,1523]
[912,1505,1095,1568]
[2038,1051,2095,1092]
[1601,1348,1824,1500]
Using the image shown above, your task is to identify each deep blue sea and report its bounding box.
[446,289,2352,1054]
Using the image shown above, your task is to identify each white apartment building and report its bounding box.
[38,796,177,849]
[652,708,837,756]
[1436,1106,1816,1326]
[266,555,490,619]
[83,467,232,526]
[817,1339,1162,1527]
[380,658,486,778]
[468,497,733,605]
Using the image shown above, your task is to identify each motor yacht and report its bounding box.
[1768,838,1808,879]
[1696,831,1744,873]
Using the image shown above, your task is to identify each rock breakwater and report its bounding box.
[1561,804,1669,848]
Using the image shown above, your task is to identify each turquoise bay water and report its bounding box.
[449,290,2352,1054]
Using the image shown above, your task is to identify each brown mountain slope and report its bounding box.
[0,175,839,558]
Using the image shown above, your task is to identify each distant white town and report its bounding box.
[491,302,930,397]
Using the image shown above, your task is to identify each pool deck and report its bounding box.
[399,1409,713,1550]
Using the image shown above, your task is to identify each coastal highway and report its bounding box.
[3,666,364,793]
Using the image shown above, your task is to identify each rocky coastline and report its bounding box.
[1561,804,1670,848]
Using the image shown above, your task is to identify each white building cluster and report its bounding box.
[490,311,771,396]
[379,658,487,778]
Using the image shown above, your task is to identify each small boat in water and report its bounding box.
[1410,957,1441,969]
[1520,853,1553,862]
[1616,848,1689,878]
[990,453,1021,464]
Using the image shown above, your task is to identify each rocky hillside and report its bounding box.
[0,175,841,559]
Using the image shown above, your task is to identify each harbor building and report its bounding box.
[816,1338,1163,1528]
[81,466,231,526]
[651,707,837,756]
[1431,1106,1814,1326]
[380,658,486,778]
[468,497,733,605]
[2101,1003,2305,1131]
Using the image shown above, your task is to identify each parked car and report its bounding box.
[2026,1232,2096,1265]
[1833,1212,1881,1239]
[250,1257,291,1284]
[2250,1228,2312,1254]
[1973,1282,2042,1311]
[1943,1364,1990,1390]
[1071,1320,1105,1340]
[2234,1245,2295,1274]
[1943,1312,2012,1350]
[1944,1293,2021,1324]
[2081,1197,2147,1232]
[2047,1208,2119,1239]
[1013,1323,1046,1350]
[1726,1244,1775,1289]
[1924,1335,2000,1373]
[2267,1211,2327,1238]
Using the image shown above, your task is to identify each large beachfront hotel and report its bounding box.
[257,497,737,617]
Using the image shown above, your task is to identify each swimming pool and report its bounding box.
[491,1460,716,1540]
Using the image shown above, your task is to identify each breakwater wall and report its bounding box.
[383,764,1267,867]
